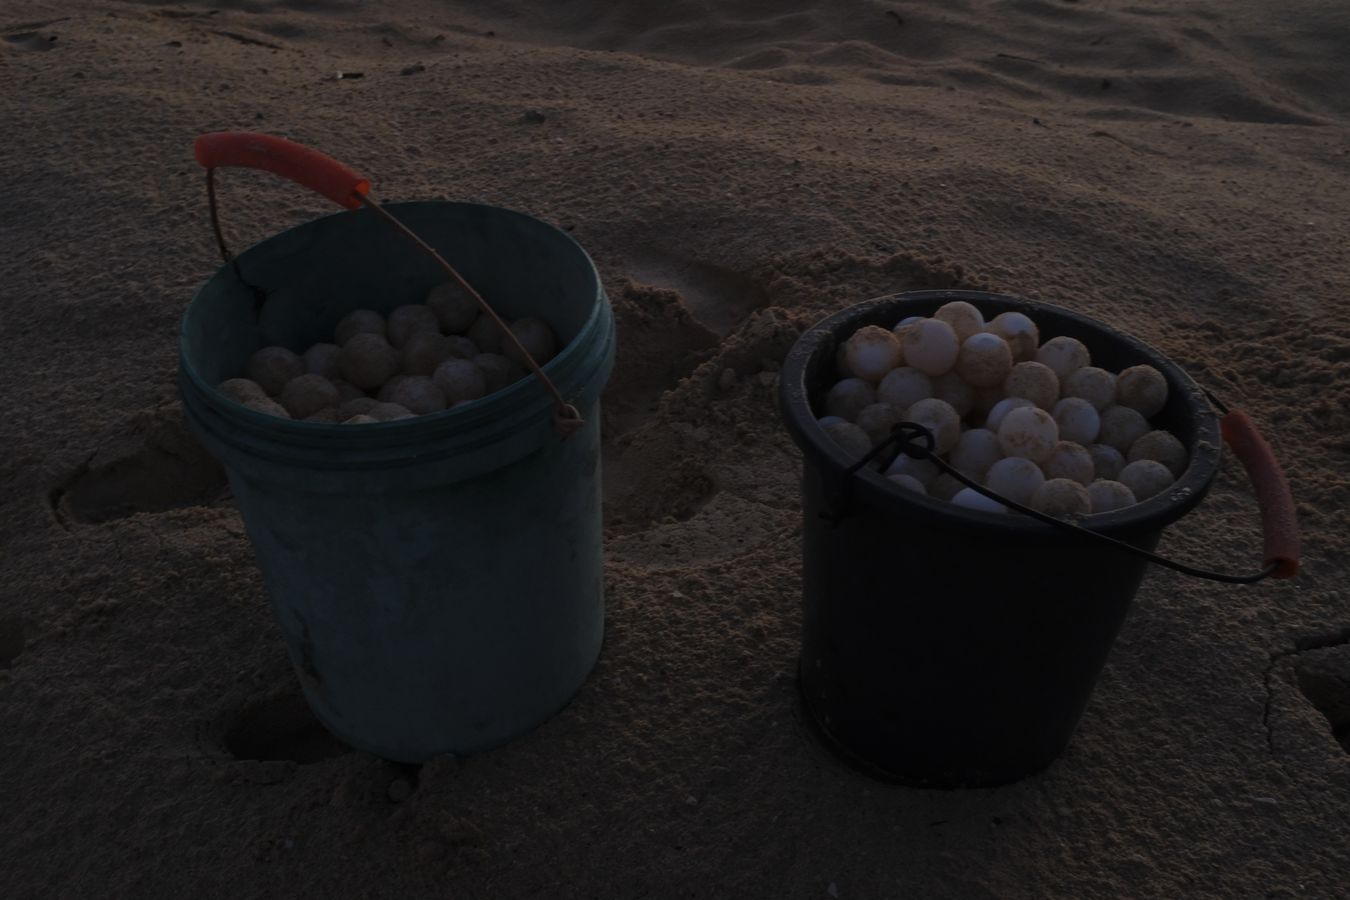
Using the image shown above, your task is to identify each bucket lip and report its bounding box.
[780,289,1222,537]
[178,199,612,450]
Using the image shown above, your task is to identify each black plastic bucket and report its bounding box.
[779,290,1224,788]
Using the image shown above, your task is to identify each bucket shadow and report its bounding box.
[223,692,353,765]
[1296,644,1350,754]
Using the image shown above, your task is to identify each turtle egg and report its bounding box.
[1063,366,1117,411]
[950,428,1002,480]
[888,474,927,495]
[433,359,488,405]
[822,421,872,458]
[467,314,508,355]
[245,346,305,396]
[475,353,526,394]
[217,378,267,404]
[446,336,481,360]
[933,301,985,342]
[1041,441,1094,485]
[901,319,960,376]
[279,374,341,419]
[885,454,939,486]
[903,398,962,455]
[376,375,411,403]
[817,415,848,428]
[243,397,290,418]
[985,456,1046,506]
[368,402,415,421]
[505,317,560,369]
[996,406,1058,463]
[303,408,341,424]
[1030,478,1092,518]
[1052,397,1101,445]
[425,281,479,334]
[1089,443,1126,481]
[843,325,904,383]
[342,414,381,425]
[339,333,401,391]
[985,396,1035,432]
[335,309,386,346]
[826,377,877,421]
[1087,479,1137,514]
[1117,364,1169,418]
[1098,406,1150,454]
[1118,459,1175,501]
[928,473,965,502]
[329,379,367,404]
[932,372,975,418]
[402,331,455,376]
[952,487,1006,514]
[303,343,342,380]
[386,304,441,349]
[337,397,379,419]
[986,312,1039,362]
[1128,430,1188,478]
[386,375,449,415]
[1035,336,1090,381]
[877,367,932,414]
[1003,361,1059,410]
[955,332,1013,388]
[856,403,902,446]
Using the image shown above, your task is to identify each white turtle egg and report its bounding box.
[1052,397,1101,445]
[1117,364,1169,418]
[901,319,960,376]
[1087,479,1137,513]
[843,325,904,383]
[877,367,933,413]
[1088,443,1126,481]
[949,428,1002,480]
[952,487,1006,514]
[903,398,962,455]
[933,301,986,342]
[1035,336,1090,381]
[984,456,1046,506]
[955,332,1013,388]
[825,378,877,421]
[887,474,928,495]
[986,312,1039,362]
[996,406,1058,463]
[985,396,1035,432]
[884,454,939,486]
[1062,366,1117,411]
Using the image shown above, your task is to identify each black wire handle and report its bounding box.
[836,421,1277,586]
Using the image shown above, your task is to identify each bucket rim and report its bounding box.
[780,289,1222,538]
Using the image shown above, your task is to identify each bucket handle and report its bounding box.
[192,131,584,438]
[827,402,1299,584]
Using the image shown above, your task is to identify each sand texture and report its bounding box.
[2,1,1348,897]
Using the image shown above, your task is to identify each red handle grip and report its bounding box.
[193,132,370,210]
[1220,410,1300,578]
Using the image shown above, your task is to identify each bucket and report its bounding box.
[780,289,1296,788]
[177,138,615,763]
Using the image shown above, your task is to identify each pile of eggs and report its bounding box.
[818,301,1187,518]
[215,282,559,424]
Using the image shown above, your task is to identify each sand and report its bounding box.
[2,0,1349,897]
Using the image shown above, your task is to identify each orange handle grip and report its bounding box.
[193,132,370,210]
[1220,410,1300,578]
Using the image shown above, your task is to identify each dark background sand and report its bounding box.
[2,1,1348,897]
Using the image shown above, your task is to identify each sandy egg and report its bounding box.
[425,282,479,334]
[933,301,986,342]
[996,405,1058,463]
[1030,478,1091,518]
[242,396,290,419]
[823,420,872,458]
[245,346,305,396]
[303,408,341,424]
[950,428,1002,480]
[985,396,1035,432]
[504,317,560,369]
[1117,364,1169,418]
[335,309,386,346]
[985,456,1046,507]
[433,359,488,406]
[386,375,449,415]
[1088,443,1126,481]
[475,353,526,394]
[1052,397,1101,445]
[339,333,401,391]
[1118,459,1175,501]
[1128,430,1188,478]
[952,487,1006,514]
[902,319,960,377]
[376,375,411,403]
[217,378,267,405]
[903,398,962,455]
[955,332,1013,388]
[1003,361,1059,410]
[1035,336,1090,381]
[368,402,415,422]
[986,312,1039,362]
[303,343,342,380]
[1087,480,1137,514]
[342,414,381,425]
[386,304,441,349]
[877,367,933,414]
[826,378,877,421]
[932,372,975,418]
[446,335,481,359]
[1041,441,1094,485]
[1098,405,1151,454]
[843,325,904,383]
[402,331,456,376]
[1062,366,1117,411]
[279,373,341,420]
[856,403,902,446]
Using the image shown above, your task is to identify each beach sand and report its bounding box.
[2,1,1348,897]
